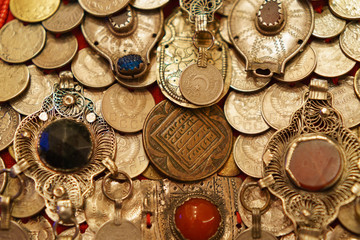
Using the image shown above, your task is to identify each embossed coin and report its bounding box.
[18,216,54,240]
[58,227,81,240]
[130,0,169,10]
[9,65,58,116]
[79,0,130,17]
[329,0,360,20]
[329,76,360,128]
[338,199,360,235]
[225,90,270,134]
[102,84,155,133]
[95,220,141,240]
[354,69,360,100]
[10,0,60,22]
[32,32,78,69]
[141,164,165,180]
[0,61,29,102]
[143,100,233,181]
[179,64,224,106]
[236,229,277,240]
[313,6,346,39]
[217,0,235,16]
[274,45,316,82]
[72,48,115,88]
[42,1,84,33]
[0,20,46,63]
[230,49,270,92]
[234,130,275,178]
[0,221,29,240]
[0,157,6,193]
[261,82,307,130]
[340,21,360,62]
[219,17,232,45]
[218,137,241,177]
[0,104,21,151]
[331,225,360,240]
[311,38,356,78]
[238,177,294,236]
[83,88,106,117]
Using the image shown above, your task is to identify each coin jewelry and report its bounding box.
[0,61,29,102]
[312,6,346,39]
[338,197,360,235]
[130,0,170,10]
[0,104,21,151]
[79,0,130,17]
[9,0,60,23]
[340,21,360,62]
[261,79,360,239]
[329,0,360,20]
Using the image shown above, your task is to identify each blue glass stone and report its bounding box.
[117,54,143,71]
[38,119,93,172]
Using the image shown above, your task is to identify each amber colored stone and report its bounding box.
[175,198,221,240]
[286,139,342,191]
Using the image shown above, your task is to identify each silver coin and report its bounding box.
[95,220,141,240]
[17,216,54,240]
[0,221,29,240]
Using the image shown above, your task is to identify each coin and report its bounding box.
[32,32,78,69]
[217,0,235,16]
[114,132,149,178]
[331,225,360,240]
[95,220,141,240]
[218,137,241,177]
[102,84,155,133]
[354,69,360,99]
[311,38,356,78]
[130,0,169,10]
[83,88,106,117]
[9,0,60,23]
[0,104,21,151]
[229,49,270,92]
[42,1,84,33]
[17,216,55,240]
[141,164,166,180]
[329,76,360,128]
[340,21,360,62]
[58,227,81,240]
[9,65,58,116]
[0,221,29,240]
[219,17,232,45]
[224,90,270,134]
[313,6,346,39]
[261,82,307,130]
[179,64,224,106]
[236,229,277,240]
[0,20,46,63]
[72,48,115,88]
[238,177,294,237]
[79,0,130,17]
[273,45,316,83]
[0,157,6,193]
[0,61,29,102]
[8,144,15,159]
[338,199,360,235]
[329,0,360,20]
[234,130,276,178]
[143,100,232,181]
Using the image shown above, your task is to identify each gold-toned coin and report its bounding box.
[218,137,241,177]
[130,0,169,10]
[224,90,270,134]
[331,225,360,240]
[329,0,360,20]
[78,0,130,17]
[0,61,29,102]
[311,38,356,78]
[10,0,60,23]
[8,144,15,159]
[233,129,276,178]
[83,88,106,117]
[340,21,360,62]
[101,83,155,133]
[32,32,78,69]
[329,76,360,128]
[9,65,59,116]
[338,199,360,235]
[354,68,360,99]
[229,49,270,92]
[313,6,346,39]
[42,1,84,33]
[17,216,55,240]
[219,17,232,45]
[0,20,46,63]
[217,0,235,16]
[141,164,165,180]
[0,157,6,193]
[261,82,307,130]
[72,48,115,88]
[274,45,317,82]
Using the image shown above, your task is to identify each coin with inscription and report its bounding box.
[340,21,360,62]
[330,225,360,240]
[217,0,235,16]
[0,104,21,151]
[225,90,270,134]
[313,6,346,39]
[229,49,270,92]
[141,164,166,180]
[238,177,294,236]
[0,61,29,102]
[10,0,60,22]
[32,32,78,69]
[130,0,169,10]
[102,84,155,133]
[274,45,316,82]
[114,132,149,178]
[95,220,141,240]
[311,38,356,78]
[9,65,58,116]
[338,199,360,235]
[261,82,307,130]
[83,88,106,117]
[72,48,115,88]
[218,137,241,177]
[219,17,232,45]
[329,76,360,128]
[42,1,84,33]
[234,130,275,178]
[179,64,224,106]
[17,216,55,240]
[329,0,360,20]
[143,100,233,181]
[0,20,46,63]
[79,0,130,17]
[0,221,29,240]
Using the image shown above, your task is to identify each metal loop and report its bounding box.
[0,169,24,201]
[53,218,79,240]
[102,171,133,202]
[240,182,271,214]
[192,30,214,50]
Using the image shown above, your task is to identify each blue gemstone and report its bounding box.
[117,54,143,71]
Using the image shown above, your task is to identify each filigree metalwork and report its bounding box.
[180,0,222,22]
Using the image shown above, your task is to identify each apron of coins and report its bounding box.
[0,0,360,239]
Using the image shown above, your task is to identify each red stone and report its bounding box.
[175,198,221,240]
[286,139,343,191]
